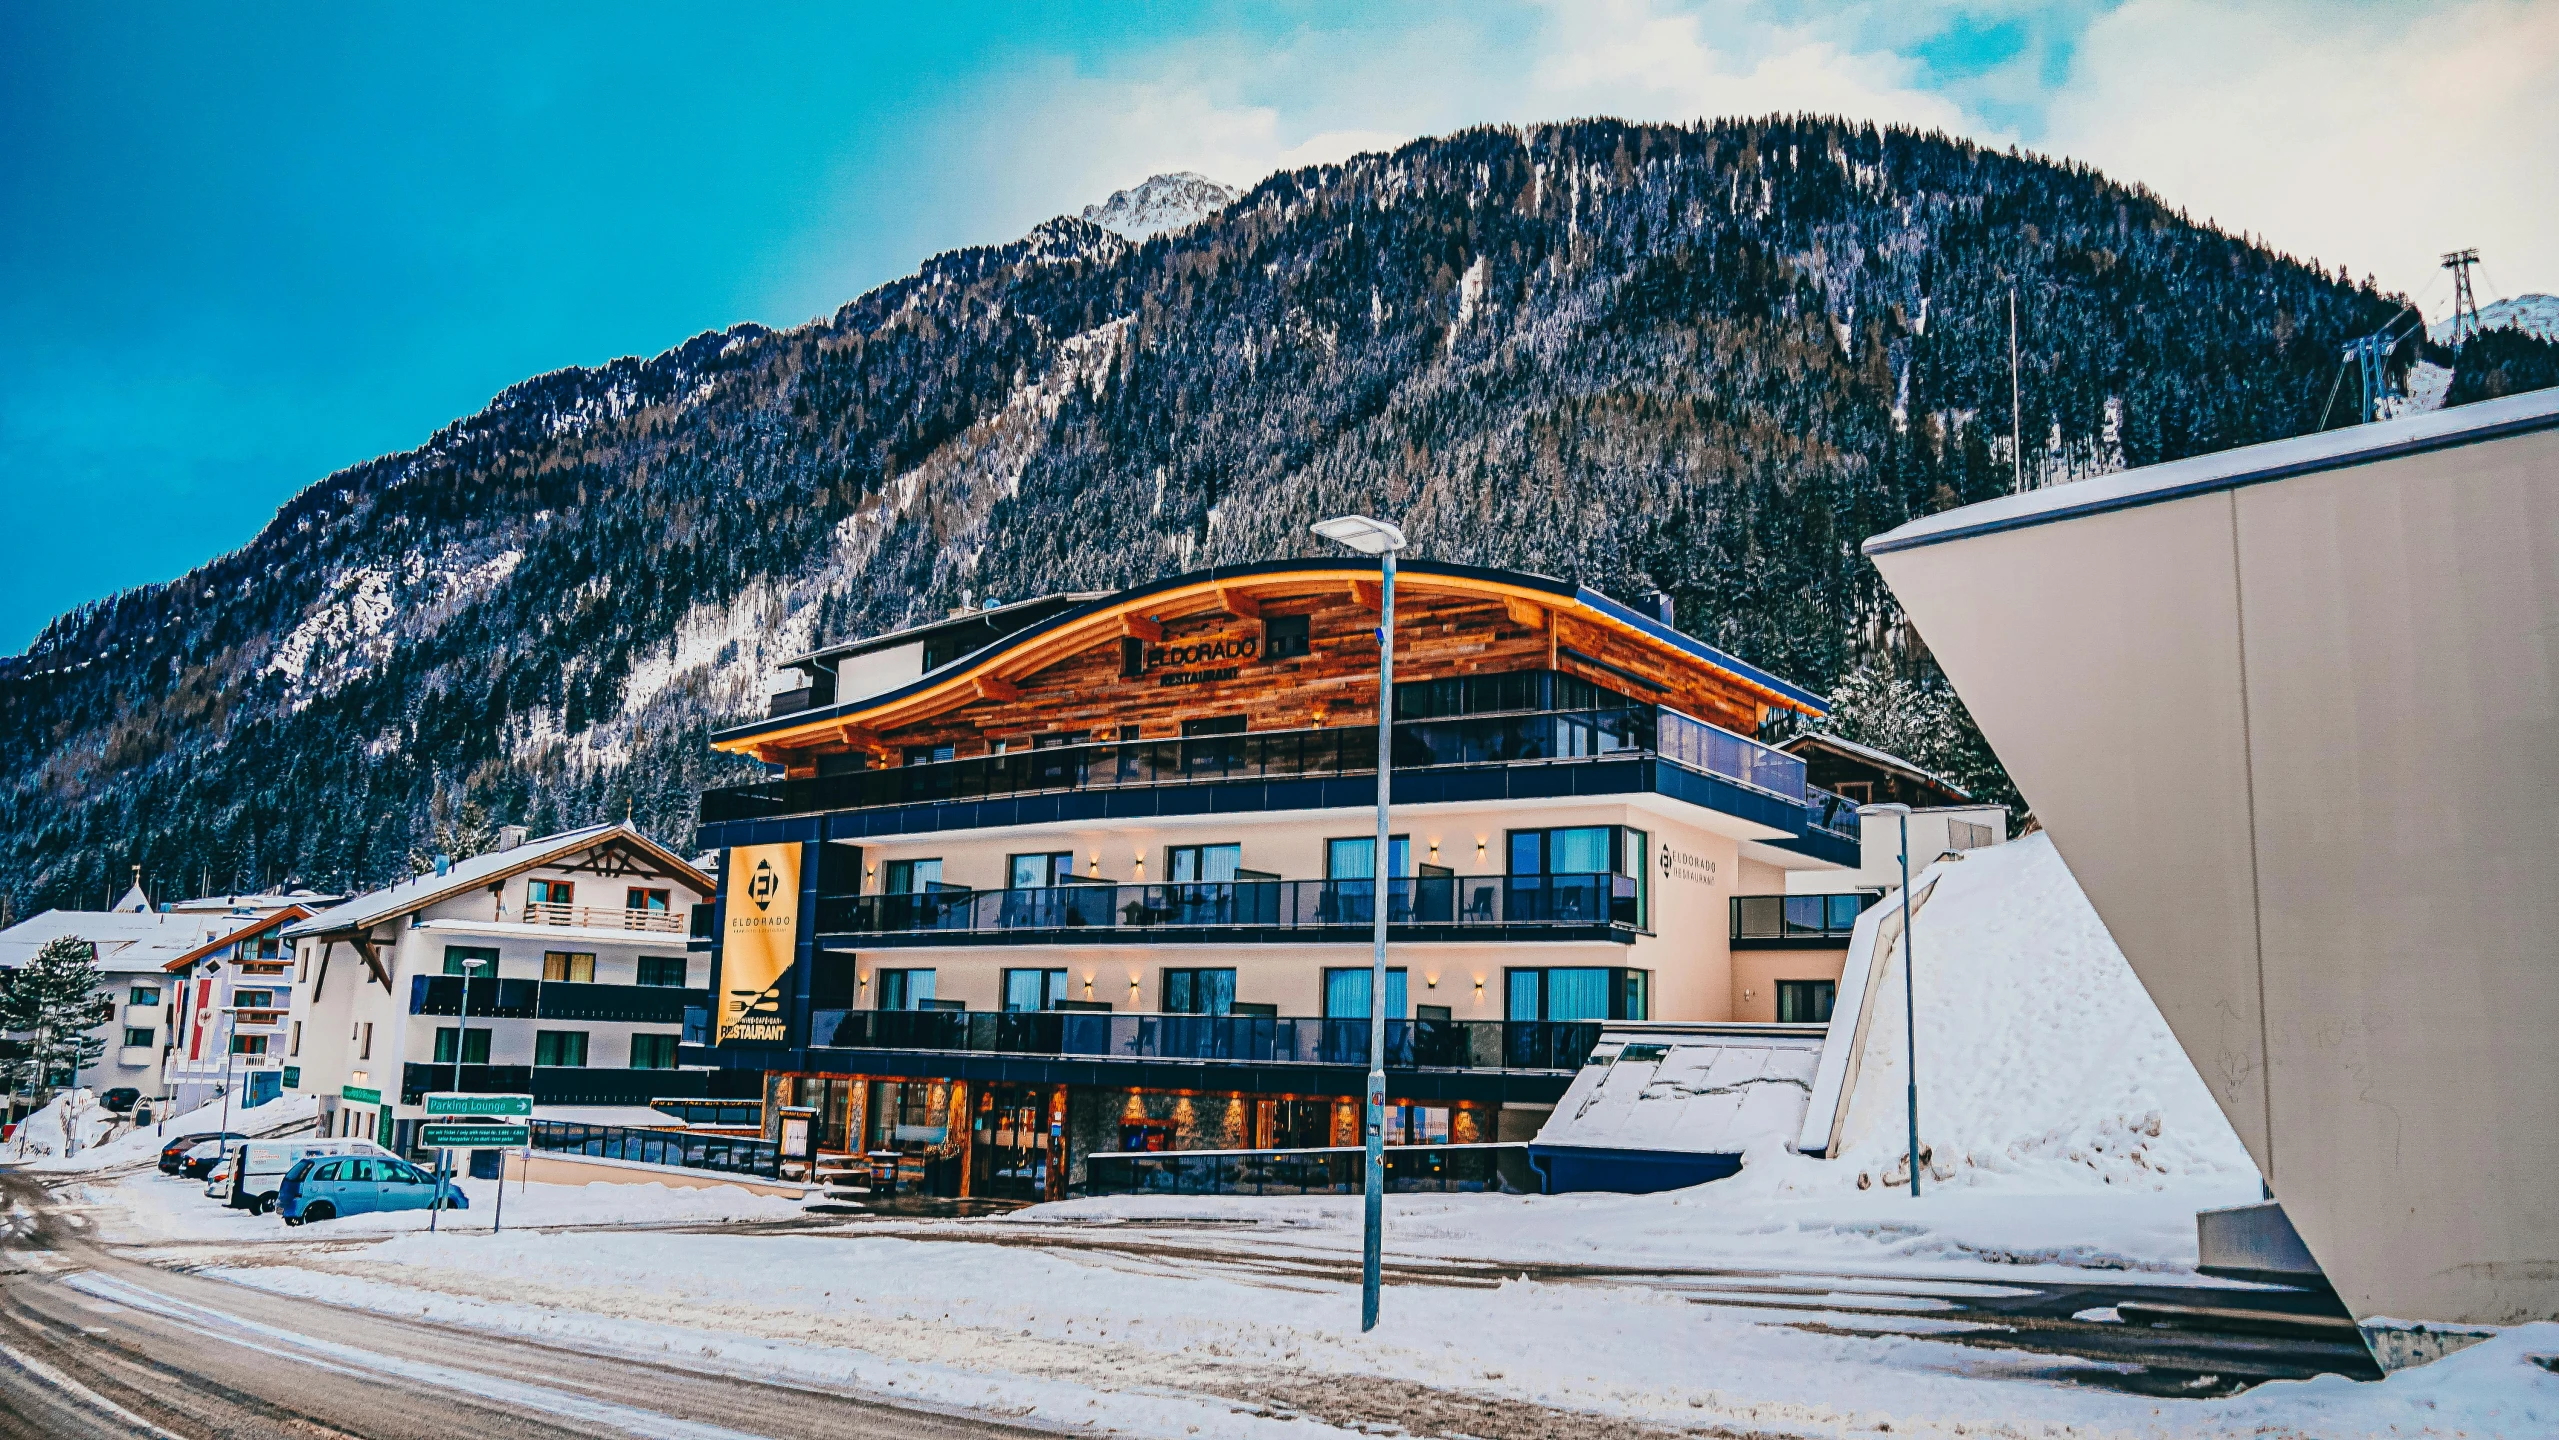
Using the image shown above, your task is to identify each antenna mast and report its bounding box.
[2441,249,2481,344]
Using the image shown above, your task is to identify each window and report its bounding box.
[255,934,283,960]
[1263,613,1310,660]
[1505,967,1650,1021]
[1326,835,1411,879]
[128,985,161,1007]
[541,951,596,983]
[1181,715,1247,737]
[1508,826,1646,926]
[629,1034,678,1069]
[903,743,955,766]
[881,859,942,894]
[1120,637,1144,677]
[533,1031,589,1067]
[234,989,274,1010]
[626,887,671,912]
[526,878,575,908]
[1322,967,1408,1019]
[1008,852,1076,889]
[1003,968,1070,1012]
[433,1028,492,1064]
[289,1021,301,1056]
[1776,980,1837,1024]
[1165,844,1241,884]
[636,955,688,988]
[1162,968,1236,1015]
[359,1022,372,1059]
[443,945,499,976]
[1510,826,1613,875]
[876,969,937,1011]
[231,1034,269,1055]
[123,1026,155,1048]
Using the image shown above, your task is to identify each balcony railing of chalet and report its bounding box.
[815,873,1640,940]
[520,901,686,934]
[408,975,710,1025]
[806,1009,1606,1073]
[1803,784,1861,842]
[1730,892,1875,942]
[699,706,1810,823]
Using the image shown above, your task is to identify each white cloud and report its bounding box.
[2041,0,2558,306]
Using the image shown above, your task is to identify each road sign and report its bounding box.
[421,1121,531,1149]
[424,1092,532,1117]
[340,1084,381,1105]
[281,1066,300,1089]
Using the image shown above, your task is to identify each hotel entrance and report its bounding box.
[972,1084,1062,1200]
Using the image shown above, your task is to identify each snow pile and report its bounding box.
[88,1167,804,1247]
[12,1091,317,1173]
[1827,834,2260,1192]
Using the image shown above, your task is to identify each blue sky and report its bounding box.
[3,1,2549,648]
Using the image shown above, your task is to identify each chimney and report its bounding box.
[1654,594,1676,627]
[497,825,528,851]
[433,854,452,877]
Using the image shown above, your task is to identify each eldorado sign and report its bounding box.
[719,842,801,1043]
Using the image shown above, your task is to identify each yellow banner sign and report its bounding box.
[718,843,800,1044]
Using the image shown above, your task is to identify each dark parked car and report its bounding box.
[159,1132,247,1175]
[99,1088,141,1114]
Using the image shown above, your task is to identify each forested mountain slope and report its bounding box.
[2,117,2411,908]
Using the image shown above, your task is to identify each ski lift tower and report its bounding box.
[2441,249,2482,345]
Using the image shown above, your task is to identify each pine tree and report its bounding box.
[0,936,110,1095]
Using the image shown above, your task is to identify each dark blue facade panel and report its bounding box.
[1529,1144,1745,1194]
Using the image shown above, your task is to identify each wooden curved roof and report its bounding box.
[714,559,1827,758]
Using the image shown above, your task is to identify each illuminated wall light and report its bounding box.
[1425,974,1439,989]
[1089,853,1101,877]
[1475,838,1488,863]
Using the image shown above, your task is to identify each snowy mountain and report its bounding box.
[1077,172,1236,240]
[2429,292,2559,345]
[1,118,2416,907]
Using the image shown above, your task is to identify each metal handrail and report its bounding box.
[803,1010,1605,1073]
[814,873,1640,938]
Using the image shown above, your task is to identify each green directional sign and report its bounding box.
[424,1092,533,1117]
[341,1084,381,1105]
[282,1066,300,1089]
[421,1122,531,1150]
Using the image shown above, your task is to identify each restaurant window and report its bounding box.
[1326,835,1411,879]
[881,858,942,894]
[1008,852,1076,888]
[1323,967,1408,1019]
[443,945,499,976]
[636,955,688,987]
[626,887,671,912]
[1003,968,1070,1012]
[533,1031,589,1067]
[527,878,574,908]
[1263,613,1310,660]
[876,968,937,1011]
[1162,968,1237,1015]
[433,1027,492,1064]
[1777,980,1837,1024]
[903,743,955,766]
[542,951,596,983]
[867,1079,952,1150]
[1165,844,1241,884]
[629,1034,678,1069]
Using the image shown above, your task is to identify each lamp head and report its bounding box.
[1311,515,1406,555]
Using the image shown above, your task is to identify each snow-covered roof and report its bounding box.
[111,882,152,913]
[1532,1024,1825,1158]
[1781,731,1972,801]
[280,822,708,941]
[167,890,343,914]
[159,905,320,973]
[0,908,248,974]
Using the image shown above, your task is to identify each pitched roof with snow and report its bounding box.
[0,909,245,974]
[1780,731,1972,802]
[280,822,710,941]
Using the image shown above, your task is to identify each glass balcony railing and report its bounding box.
[1803,784,1861,841]
[813,873,1640,939]
[802,1010,1606,1073]
[407,975,710,1024]
[699,706,1808,823]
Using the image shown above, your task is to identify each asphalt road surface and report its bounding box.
[0,1171,1057,1440]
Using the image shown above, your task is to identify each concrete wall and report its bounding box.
[1868,394,2559,1327]
[1727,947,1850,1023]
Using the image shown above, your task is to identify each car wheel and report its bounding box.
[302,1202,335,1223]
[283,1217,301,1227]
[255,1194,277,1215]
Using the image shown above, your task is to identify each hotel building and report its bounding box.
[687,559,1887,1199]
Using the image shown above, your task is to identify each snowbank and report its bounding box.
[85,1165,804,1247]
[9,1092,318,1173]
[1826,834,2260,1193]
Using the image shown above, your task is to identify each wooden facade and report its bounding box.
[723,567,1817,777]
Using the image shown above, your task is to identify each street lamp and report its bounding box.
[1859,801,1920,1197]
[431,955,491,1235]
[1313,512,1405,1335]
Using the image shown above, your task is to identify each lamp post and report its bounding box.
[433,955,488,1235]
[1313,513,1406,1334]
[1859,802,1920,1196]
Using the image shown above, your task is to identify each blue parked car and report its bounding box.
[277,1154,468,1224]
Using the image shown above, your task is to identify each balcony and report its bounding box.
[814,873,1641,947]
[520,902,686,934]
[1730,892,1876,944]
[407,976,711,1025]
[806,1009,1604,1074]
[1804,784,1862,842]
[699,706,1809,825]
